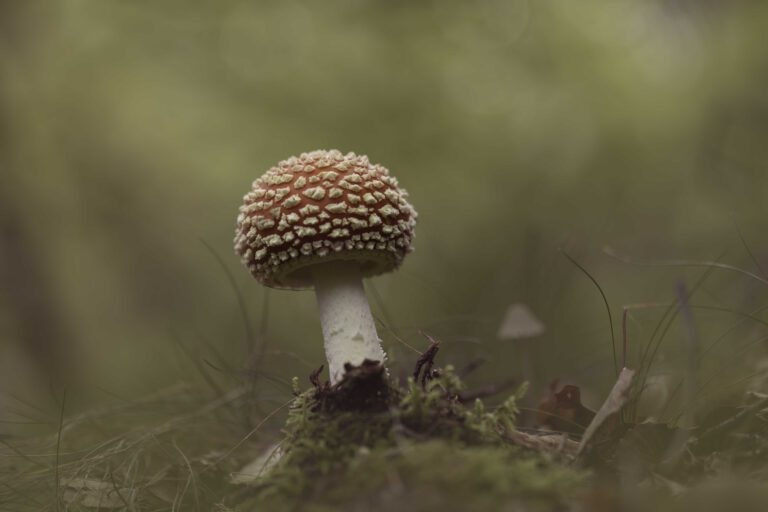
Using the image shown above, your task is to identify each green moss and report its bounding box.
[239,365,588,511]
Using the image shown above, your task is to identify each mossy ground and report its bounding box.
[232,363,586,511]
[4,354,768,511]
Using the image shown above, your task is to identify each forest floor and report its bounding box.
[2,340,768,511]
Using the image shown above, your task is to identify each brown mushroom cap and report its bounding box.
[234,149,418,289]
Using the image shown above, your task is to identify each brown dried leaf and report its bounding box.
[537,380,596,434]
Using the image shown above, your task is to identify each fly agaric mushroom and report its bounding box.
[234,150,417,383]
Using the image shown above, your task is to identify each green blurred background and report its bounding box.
[2,0,768,416]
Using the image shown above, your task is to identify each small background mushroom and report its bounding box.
[498,303,546,424]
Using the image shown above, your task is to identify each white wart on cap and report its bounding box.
[234,149,417,289]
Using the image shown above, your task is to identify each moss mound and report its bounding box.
[233,363,587,511]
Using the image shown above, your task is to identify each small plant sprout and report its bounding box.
[234,150,417,383]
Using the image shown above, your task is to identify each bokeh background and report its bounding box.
[2,0,768,419]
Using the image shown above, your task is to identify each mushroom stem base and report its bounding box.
[313,261,386,384]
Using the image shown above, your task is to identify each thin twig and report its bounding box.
[413,333,440,387]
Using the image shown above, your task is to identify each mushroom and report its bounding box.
[234,150,417,383]
[497,303,545,342]
[498,303,545,423]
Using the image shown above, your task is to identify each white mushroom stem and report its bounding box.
[312,260,386,384]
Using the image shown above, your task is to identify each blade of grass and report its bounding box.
[211,398,293,469]
[627,258,720,421]
[106,464,131,509]
[660,309,768,420]
[603,247,768,287]
[676,281,700,427]
[0,481,43,508]
[200,239,256,358]
[172,438,199,511]
[734,221,766,279]
[561,249,617,376]
[54,388,66,512]
[636,259,720,375]
[169,330,227,400]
